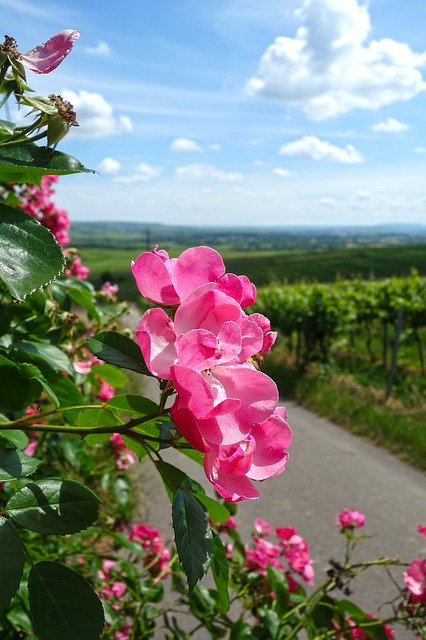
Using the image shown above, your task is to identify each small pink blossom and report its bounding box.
[65,256,90,280]
[97,379,115,402]
[404,558,426,603]
[337,508,366,530]
[100,281,119,297]
[73,359,92,375]
[417,524,426,537]
[129,523,171,578]
[114,625,131,640]
[253,519,272,536]
[20,29,79,74]
[109,434,137,470]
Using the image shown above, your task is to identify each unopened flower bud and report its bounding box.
[47,113,70,146]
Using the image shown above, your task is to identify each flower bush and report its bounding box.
[0,24,424,640]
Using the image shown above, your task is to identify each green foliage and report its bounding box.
[0,203,65,300]
[28,562,104,640]
[172,488,213,591]
[86,330,152,375]
[0,144,94,183]
[0,518,24,612]
[0,444,41,481]
[6,479,100,534]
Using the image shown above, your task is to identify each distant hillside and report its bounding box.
[82,244,426,302]
[71,221,426,253]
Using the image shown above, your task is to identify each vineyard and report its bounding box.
[255,271,426,375]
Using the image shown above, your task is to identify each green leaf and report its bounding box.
[211,534,230,613]
[194,492,230,526]
[91,363,127,387]
[172,488,213,591]
[76,406,122,428]
[266,565,289,616]
[6,478,100,534]
[0,118,16,135]
[311,595,335,629]
[0,204,65,300]
[155,461,203,501]
[0,354,42,412]
[0,445,41,481]
[28,561,104,640]
[13,340,72,374]
[86,331,152,375]
[49,377,84,425]
[0,429,29,450]
[107,393,158,416]
[0,518,24,612]
[0,144,94,183]
[56,281,100,321]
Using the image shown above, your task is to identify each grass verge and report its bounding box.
[263,352,426,472]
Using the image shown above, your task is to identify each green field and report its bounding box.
[82,244,426,301]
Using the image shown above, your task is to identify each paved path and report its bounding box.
[126,310,425,636]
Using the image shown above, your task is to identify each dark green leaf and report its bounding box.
[311,595,335,629]
[107,393,158,416]
[0,428,29,450]
[0,445,41,481]
[13,340,72,374]
[230,620,253,639]
[0,518,24,611]
[6,478,100,534]
[0,118,16,135]
[28,561,104,640]
[155,461,203,501]
[86,331,152,375]
[0,204,65,300]
[0,354,42,412]
[0,144,94,183]
[211,534,230,613]
[172,488,213,591]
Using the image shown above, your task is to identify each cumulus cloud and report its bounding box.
[113,163,162,184]
[61,90,132,138]
[371,117,409,133]
[319,198,337,208]
[170,137,202,152]
[279,135,363,163]
[246,0,426,119]
[85,41,112,56]
[273,168,293,177]
[175,164,243,182]
[97,157,121,175]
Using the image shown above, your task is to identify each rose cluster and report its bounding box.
[132,246,292,502]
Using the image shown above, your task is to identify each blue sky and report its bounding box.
[3,0,426,227]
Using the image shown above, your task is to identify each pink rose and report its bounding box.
[404,558,426,603]
[20,30,79,74]
[337,508,366,530]
[417,524,426,537]
[253,518,272,536]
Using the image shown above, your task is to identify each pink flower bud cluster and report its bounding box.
[129,523,171,578]
[132,246,291,502]
[334,615,394,639]
[337,508,366,530]
[233,519,314,590]
[18,176,71,246]
[109,433,137,470]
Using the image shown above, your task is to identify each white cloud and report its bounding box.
[97,157,121,175]
[246,0,426,119]
[371,117,409,133]
[61,90,133,138]
[208,143,221,151]
[113,162,162,184]
[273,168,293,177]
[356,190,372,200]
[413,146,426,153]
[279,135,363,163]
[175,164,243,182]
[319,198,337,208]
[170,137,202,152]
[85,41,112,57]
